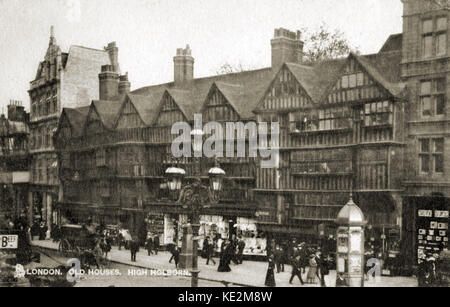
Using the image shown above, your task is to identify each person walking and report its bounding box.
[289,252,304,285]
[93,241,104,269]
[206,237,216,265]
[306,254,318,284]
[172,245,180,268]
[236,236,246,264]
[117,231,124,250]
[273,244,284,273]
[218,240,231,272]
[130,238,139,262]
[265,254,276,287]
[317,252,329,287]
[146,235,154,256]
[153,234,160,255]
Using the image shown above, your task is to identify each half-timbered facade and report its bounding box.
[53,2,450,265]
[28,27,118,231]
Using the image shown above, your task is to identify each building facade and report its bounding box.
[53,0,449,265]
[0,101,30,220]
[28,26,119,229]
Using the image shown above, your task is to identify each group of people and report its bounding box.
[215,236,246,272]
[145,233,161,256]
[265,239,330,287]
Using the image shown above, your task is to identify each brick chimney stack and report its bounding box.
[118,72,131,95]
[7,100,26,122]
[271,28,304,69]
[99,65,119,100]
[104,42,120,73]
[174,44,194,84]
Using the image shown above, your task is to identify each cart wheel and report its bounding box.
[59,239,71,257]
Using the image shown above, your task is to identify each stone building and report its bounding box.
[28,26,119,229]
[53,0,449,265]
[0,101,30,220]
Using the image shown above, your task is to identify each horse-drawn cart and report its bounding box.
[58,224,98,258]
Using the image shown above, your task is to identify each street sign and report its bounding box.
[0,234,18,249]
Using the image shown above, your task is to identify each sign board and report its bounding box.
[418,210,433,217]
[0,234,18,249]
[435,210,449,218]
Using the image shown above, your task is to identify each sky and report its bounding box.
[0,0,403,113]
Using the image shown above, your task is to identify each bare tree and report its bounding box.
[302,25,359,63]
[215,62,252,75]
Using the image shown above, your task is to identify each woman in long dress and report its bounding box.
[217,240,231,272]
[264,254,276,287]
[306,254,318,284]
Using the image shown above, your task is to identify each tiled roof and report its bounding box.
[379,34,402,53]
[127,93,161,125]
[131,68,275,121]
[63,106,90,137]
[92,100,122,129]
[355,51,405,98]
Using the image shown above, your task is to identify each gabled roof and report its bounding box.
[91,100,122,130]
[379,34,402,53]
[126,93,160,125]
[132,68,274,121]
[286,60,346,104]
[61,106,90,137]
[166,89,197,120]
[353,51,405,98]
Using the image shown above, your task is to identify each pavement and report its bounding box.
[31,239,418,287]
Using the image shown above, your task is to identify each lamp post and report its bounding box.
[164,129,225,287]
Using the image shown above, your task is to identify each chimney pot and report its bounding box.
[174,45,194,84]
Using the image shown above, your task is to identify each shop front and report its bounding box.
[402,196,449,271]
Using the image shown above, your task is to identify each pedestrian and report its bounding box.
[93,241,103,269]
[206,237,216,265]
[265,254,276,287]
[307,254,318,284]
[117,231,124,251]
[336,273,347,287]
[237,236,246,264]
[153,234,160,255]
[317,252,329,287]
[230,236,239,265]
[130,238,139,262]
[172,245,180,268]
[168,241,176,263]
[218,240,231,272]
[146,235,154,256]
[289,252,304,285]
[39,221,47,240]
[273,244,284,273]
[298,243,308,274]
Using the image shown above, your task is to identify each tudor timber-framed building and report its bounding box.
[54,0,449,265]
[28,26,120,230]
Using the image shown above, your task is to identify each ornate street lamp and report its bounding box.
[165,166,186,191]
[164,134,225,287]
[208,163,225,192]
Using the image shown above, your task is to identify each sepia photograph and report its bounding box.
[0,0,449,294]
